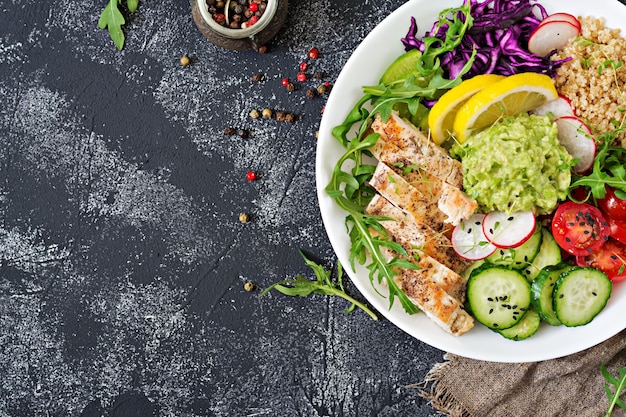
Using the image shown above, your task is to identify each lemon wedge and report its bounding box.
[428,74,505,145]
[453,73,558,143]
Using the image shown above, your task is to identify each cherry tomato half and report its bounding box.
[597,186,626,221]
[607,215,626,245]
[551,201,610,256]
[579,238,626,283]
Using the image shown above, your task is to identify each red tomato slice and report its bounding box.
[597,186,626,221]
[551,202,610,256]
[607,215,626,245]
[579,238,626,283]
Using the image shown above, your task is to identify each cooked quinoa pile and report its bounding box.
[553,16,626,146]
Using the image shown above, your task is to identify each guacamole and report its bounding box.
[450,114,573,215]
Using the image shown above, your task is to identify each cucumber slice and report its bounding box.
[497,308,541,340]
[487,225,542,270]
[531,263,573,326]
[467,266,531,330]
[380,49,424,85]
[553,267,612,327]
[522,226,562,281]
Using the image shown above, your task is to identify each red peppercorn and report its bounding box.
[249,2,259,12]
[246,171,257,181]
[324,81,331,87]
[321,106,325,114]
[281,77,289,87]
[308,47,319,59]
[297,72,306,82]
[248,15,260,25]
[299,62,307,72]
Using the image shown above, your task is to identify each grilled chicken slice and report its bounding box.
[378,245,474,336]
[371,111,463,188]
[370,143,477,225]
[366,194,469,273]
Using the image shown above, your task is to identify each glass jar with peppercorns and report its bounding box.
[191,0,287,51]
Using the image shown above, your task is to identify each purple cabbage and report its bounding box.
[401,0,571,79]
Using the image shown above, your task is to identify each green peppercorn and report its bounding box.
[262,108,272,119]
[180,55,191,67]
[317,84,328,95]
[244,281,255,291]
[239,212,250,223]
[249,109,260,119]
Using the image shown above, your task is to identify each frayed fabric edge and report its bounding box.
[408,353,470,417]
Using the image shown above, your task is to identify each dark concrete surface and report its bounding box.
[0,0,445,415]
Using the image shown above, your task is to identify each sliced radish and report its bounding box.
[530,96,575,120]
[482,211,536,249]
[541,13,581,31]
[528,20,580,57]
[555,115,596,174]
[451,213,497,260]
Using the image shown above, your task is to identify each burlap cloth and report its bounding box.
[418,330,626,417]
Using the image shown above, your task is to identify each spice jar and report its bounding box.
[191,0,288,51]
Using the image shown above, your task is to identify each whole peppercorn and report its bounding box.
[257,45,268,54]
[305,88,317,99]
[251,72,263,82]
[317,84,328,95]
[224,127,236,136]
[180,55,191,67]
[249,109,260,119]
[284,113,296,123]
[261,108,272,119]
[299,62,308,72]
[308,47,320,59]
[281,77,290,87]
[286,82,295,92]
[246,170,257,181]
[238,129,249,139]
[244,281,255,292]
[276,111,286,122]
[297,72,307,82]
[239,213,251,223]
[314,70,324,80]
[229,21,240,29]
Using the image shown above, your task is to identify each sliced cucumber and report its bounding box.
[531,263,574,326]
[460,259,486,281]
[497,308,541,341]
[486,225,542,270]
[553,267,612,327]
[467,265,531,330]
[380,49,424,85]
[522,226,562,281]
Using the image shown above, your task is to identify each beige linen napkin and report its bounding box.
[419,330,626,417]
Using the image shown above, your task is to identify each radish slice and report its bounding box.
[531,96,575,120]
[541,13,581,31]
[451,213,497,260]
[555,115,596,174]
[482,211,536,249]
[528,20,580,57]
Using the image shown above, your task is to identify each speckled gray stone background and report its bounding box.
[0,0,445,415]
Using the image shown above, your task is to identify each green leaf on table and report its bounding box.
[260,251,379,320]
[602,363,626,416]
[98,0,126,50]
[126,0,139,13]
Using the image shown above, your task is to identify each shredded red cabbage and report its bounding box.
[401,0,571,79]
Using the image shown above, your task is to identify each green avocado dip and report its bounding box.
[450,113,573,215]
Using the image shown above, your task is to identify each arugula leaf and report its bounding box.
[602,363,626,416]
[260,251,379,320]
[98,0,140,50]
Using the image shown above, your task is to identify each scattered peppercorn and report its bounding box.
[224,127,237,136]
[251,72,264,82]
[299,62,308,72]
[297,72,307,82]
[314,70,324,80]
[239,212,251,223]
[249,109,260,119]
[276,111,286,122]
[180,55,191,67]
[244,281,255,292]
[286,82,295,92]
[308,47,320,59]
[317,84,328,95]
[257,45,268,54]
[305,88,317,99]
[261,108,272,118]
[246,171,257,181]
[238,129,249,139]
[284,113,296,123]
[281,77,289,87]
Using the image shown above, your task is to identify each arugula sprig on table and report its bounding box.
[260,251,379,320]
[325,4,474,315]
[602,363,626,417]
[98,0,140,50]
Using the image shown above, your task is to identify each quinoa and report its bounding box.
[553,16,626,146]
